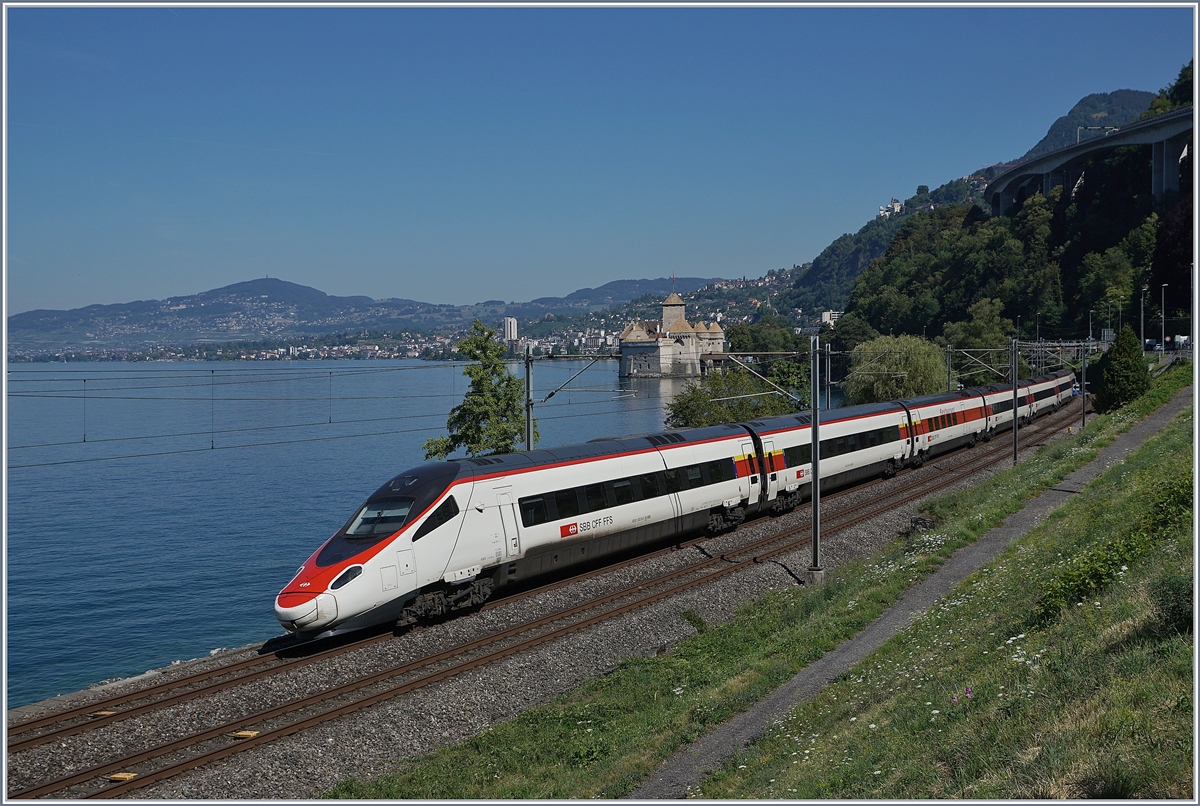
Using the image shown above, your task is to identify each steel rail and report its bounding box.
[87,403,1080,799]
[10,406,1079,798]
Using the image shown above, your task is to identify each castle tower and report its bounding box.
[662,292,686,332]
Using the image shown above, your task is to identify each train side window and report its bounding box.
[638,473,660,499]
[518,495,548,528]
[685,464,703,487]
[613,478,635,506]
[661,468,684,493]
[412,496,460,541]
[846,433,860,453]
[584,483,608,512]
[705,458,735,483]
[554,489,581,519]
[784,444,812,466]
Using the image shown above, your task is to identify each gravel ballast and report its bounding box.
[7,417,1083,799]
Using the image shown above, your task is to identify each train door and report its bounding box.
[897,402,917,464]
[738,439,761,504]
[761,438,779,502]
[496,487,521,559]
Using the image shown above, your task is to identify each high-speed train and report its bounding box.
[275,369,1076,635]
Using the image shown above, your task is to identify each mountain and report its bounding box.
[769,88,1156,320]
[1018,90,1155,162]
[7,276,722,352]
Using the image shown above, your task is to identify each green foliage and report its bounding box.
[327,369,1191,801]
[764,359,809,402]
[845,335,946,404]
[1078,214,1158,316]
[827,311,879,354]
[664,367,800,429]
[1094,325,1151,413]
[423,320,536,459]
[940,298,1015,385]
[844,200,1061,340]
[1020,90,1155,161]
[1150,569,1193,634]
[1035,470,1192,620]
[1150,194,1192,317]
[725,313,797,353]
[700,407,1193,801]
[680,609,708,634]
[1142,59,1193,119]
[775,179,979,316]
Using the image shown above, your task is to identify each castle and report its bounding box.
[618,293,725,378]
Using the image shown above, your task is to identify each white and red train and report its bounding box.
[275,369,1076,635]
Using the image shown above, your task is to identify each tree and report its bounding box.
[827,311,879,353]
[1094,325,1151,413]
[725,313,797,353]
[845,335,947,405]
[423,320,537,459]
[940,298,1015,386]
[665,367,800,429]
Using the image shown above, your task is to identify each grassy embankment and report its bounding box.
[327,366,1193,799]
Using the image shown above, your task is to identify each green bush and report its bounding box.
[1151,571,1193,634]
[1094,325,1151,412]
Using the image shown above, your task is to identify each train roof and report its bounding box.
[398,369,1078,483]
[437,422,753,480]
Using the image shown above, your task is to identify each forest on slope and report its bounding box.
[837,61,1192,349]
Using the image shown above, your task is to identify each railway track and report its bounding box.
[7,403,1083,799]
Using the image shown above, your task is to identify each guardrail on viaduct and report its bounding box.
[986,105,1193,216]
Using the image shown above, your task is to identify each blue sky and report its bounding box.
[5,5,1195,314]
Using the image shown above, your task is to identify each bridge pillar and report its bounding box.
[1153,134,1189,198]
[1042,168,1067,198]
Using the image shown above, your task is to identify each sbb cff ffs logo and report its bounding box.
[560,523,578,538]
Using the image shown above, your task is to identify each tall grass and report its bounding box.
[326,366,1192,799]
[700,409,1193,799]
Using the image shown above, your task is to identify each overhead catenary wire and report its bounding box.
[7,398,675,468]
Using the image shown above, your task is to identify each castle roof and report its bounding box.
[664,317,693,334]
[663,292,685,305]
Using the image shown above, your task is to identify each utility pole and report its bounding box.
[947,343,954,392]
[808,334,824,585]
[825,342,831,410]
[1012,338,1019,466]
[1141,285,1148,351]
[524,343,534,451]
[1081,339,1088,432]
[1162,283,1168,354]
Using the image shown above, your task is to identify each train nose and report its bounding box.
[275,592,338,632]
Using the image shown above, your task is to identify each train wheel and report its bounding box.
[882,459,897,479]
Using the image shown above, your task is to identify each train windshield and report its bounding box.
[345,497,415,537]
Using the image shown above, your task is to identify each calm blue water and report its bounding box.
[6,359,692,707]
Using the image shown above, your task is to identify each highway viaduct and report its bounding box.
[986,105,1193,216]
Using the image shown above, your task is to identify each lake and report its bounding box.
[5,359,694,707]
